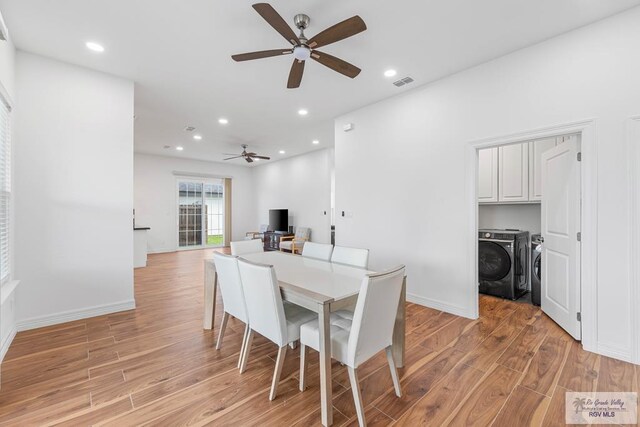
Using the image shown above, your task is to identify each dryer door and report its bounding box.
[479,241,511,281]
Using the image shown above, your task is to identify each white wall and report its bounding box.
[252,149,332,244]
[335,7,640,362]
[134,153,254,253]
[479,204,541,234]
[14,52,135,329]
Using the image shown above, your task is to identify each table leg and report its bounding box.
[203,261,217,330]
[392,275,406,367]
[318,301,333,426]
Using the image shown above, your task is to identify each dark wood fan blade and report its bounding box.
[307,16,366,49]
[251,155,271,160]
[311,50,361,78]
[246,152,257,156]
[223,155,244,160]
[245,156,254,163]
[287,60,305,88]
[232,49,292,62]
[252,3,300,45]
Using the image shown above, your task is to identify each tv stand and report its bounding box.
[263,231,294,251]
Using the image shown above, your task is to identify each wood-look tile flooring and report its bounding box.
[1,249,638,426]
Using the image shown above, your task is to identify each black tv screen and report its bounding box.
[269,209,288,232]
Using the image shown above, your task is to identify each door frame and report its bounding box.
[175,176,226,250]
[628,116,640,364]
[465,119,597,353]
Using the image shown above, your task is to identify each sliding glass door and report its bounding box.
[177,178,225,248]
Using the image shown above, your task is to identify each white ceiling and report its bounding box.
[1,0,639,165]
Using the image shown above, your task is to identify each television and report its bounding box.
[269,209,289,232]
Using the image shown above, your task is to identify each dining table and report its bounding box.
[203,250,406,427]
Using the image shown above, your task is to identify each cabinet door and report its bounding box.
[498,143,529,202]
[478,147,498,203]
[529,138,557,201]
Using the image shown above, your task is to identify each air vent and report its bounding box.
[393,77,414,87]
[184,126,196,132]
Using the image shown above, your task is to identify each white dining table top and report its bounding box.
[239,251,374,302]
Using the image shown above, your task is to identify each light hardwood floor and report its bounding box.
[1,248,638,426]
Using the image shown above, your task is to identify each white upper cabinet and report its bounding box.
[529,137,558,201]
[478,147,498,203]
[498,143,529,202]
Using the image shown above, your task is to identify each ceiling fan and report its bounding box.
[223,144,271,163]
[232,3,367,88]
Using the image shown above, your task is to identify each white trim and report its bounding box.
[16,299,136,332]
[596,343,635,365]
[628,116,640,365]
[172,171,233,179]
[407,293,474,319]
[466,119,598,352]
[0,326,16,361]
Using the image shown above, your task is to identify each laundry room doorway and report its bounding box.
[467,120,596,347]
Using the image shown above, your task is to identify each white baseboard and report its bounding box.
[595,342,635,364]
[407,292,476,319]
[0,326,16,361]
[16,299,136,332]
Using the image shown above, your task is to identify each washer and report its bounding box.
[478,229,529,300]
[531,234,542,306]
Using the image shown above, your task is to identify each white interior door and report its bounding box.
[541,139,581,339]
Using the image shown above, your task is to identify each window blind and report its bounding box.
[0,95,11,284]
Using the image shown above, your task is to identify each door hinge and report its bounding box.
[577,152,582,161]
[577,232,582,241]
[577,312,582,322]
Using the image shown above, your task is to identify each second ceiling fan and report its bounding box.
[232,3,367,88]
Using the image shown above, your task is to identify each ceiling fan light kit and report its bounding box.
[232,3,367,89]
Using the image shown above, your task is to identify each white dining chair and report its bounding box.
[212,252,250,368]
[301,241,333,261]
[237,257,317,401]
[330,246,369,269]
[230,239,264,256]
[299,265,406,427]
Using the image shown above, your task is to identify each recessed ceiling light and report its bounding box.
[86,41,105,53]
[193,134,202,141]
[176,146,184,151]
[218,118,229,125]
[279,150,286,154]
[312,140,320,145]
[298,109,308,116]
[384,69,397,78]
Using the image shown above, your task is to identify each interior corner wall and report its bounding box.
[335,7,640,362]
[252,149,332,244]
[14,52,135,329]
[133,153,255,253]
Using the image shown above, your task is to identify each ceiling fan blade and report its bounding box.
[223,155,244,160]
[251,155,271,160]
[311,50,361,78]
[287,60,305,88]
[307,16,366,49]
[246,152,257,156]
[232,49,292,62]
[252,3,300,46]
[245,156,254,163]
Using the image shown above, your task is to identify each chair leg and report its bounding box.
[237,323,250,369]
[299,344,308,391]
[269,346,287,401]
[386,345,402,397]
[216,312,229,350]
[239,329,254,374]
[347,366,367,427]
[289,340,298,350]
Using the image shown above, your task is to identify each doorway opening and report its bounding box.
[468,120,597,347]
[177,178,225,249]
